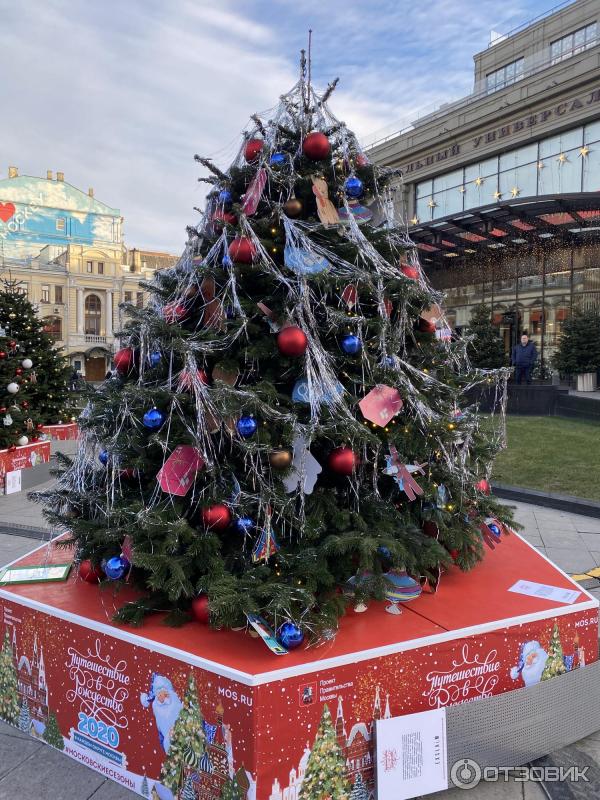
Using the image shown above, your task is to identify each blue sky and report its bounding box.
[0,0,555,253]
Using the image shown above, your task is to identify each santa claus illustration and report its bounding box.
[140,673,182,752]
[510,641,548,687]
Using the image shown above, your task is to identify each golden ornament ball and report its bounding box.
[283,198,303,218]
[269,449,292,469]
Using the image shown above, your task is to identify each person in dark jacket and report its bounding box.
[512,333,537,384]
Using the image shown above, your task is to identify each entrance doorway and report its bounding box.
[84,356,106,381]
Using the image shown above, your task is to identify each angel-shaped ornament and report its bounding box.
[311,176,340,226]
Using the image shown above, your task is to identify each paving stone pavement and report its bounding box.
[0,487,599,798]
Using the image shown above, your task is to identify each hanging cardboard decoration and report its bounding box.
[359,385,403,427]
[242,168,267,216]
[311,177,340,226]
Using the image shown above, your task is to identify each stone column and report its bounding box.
[77,288,84,334]
[106,290,113,337]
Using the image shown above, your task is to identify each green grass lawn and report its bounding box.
[492,416,600,501]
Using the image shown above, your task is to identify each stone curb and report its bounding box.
[493,482,600,520]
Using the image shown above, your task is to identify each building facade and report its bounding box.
[369,0,600,366]
[0,168,178,380]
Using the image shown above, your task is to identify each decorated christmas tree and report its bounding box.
[43,711,64,749]
[180,774,196,800]
[18,697,31,733]
[220,776,243,800]
[299,704,350,800]
[38,58,511,641]
[0,630,19,725]
[141,774,150,798]
[554,307,600,376]
[467,305,505,369]
[0,280,72,449]
[160,673,205,793]
[349,773,369,800]
[541,622,567,681]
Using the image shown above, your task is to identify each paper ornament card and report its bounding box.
[359,385,403,427]
[157,445,205,496]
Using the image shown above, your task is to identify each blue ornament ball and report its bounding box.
[270,152,286,166]
[104,555,130,581]
[98,449,109,465]
[148,351,161,368]
[235,517,254,535]
[378,546,392,560]
[236,415,258,438]
[277,621,304,650]
[344,176,364,198]
[488,522,502,538]
[218,189,233,205]
[222,254,233,268]
[142,407,165,430]
[341,334,361,354]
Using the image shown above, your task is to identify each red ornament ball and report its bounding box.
[327,446,359,476]
[0,351,6,359]
[79,560,103,584]
[36,422,45,430]
[163,301,188,324]
[114,347,136,376]
[302,131,331,160]
[201,504,232,531]
[244,138,263,163]
[277,326,308,357]
[400,263,420,281]
[191,594,210,624]
[119,468,137,480]
[15,367,23,376]
[355,153,370,167]
[8,340,16,350]
[212,209,237,231]
[475,478,491,495]
[178,369,210,391]
[0,407,6,414]
[418,318,436,334]
[228,237,256,264]
[21,401,29,410]
[449,549,459,561]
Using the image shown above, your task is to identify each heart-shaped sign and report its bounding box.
[0,203,15,223]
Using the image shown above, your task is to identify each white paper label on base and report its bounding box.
[376,707,447,800]
[508,579,581,604]
[5,469,21,495]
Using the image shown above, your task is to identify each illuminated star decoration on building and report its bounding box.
[382,446,425,501]
[579,145,590,158]
[537,160,545,170]
[410,216,419,225]
[474,176,484,187]
[510,187,520,198]
[493,190,502,201]
[458,185,466,193]
[427,199,436,209]
[557,152,568,164]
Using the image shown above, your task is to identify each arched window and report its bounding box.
[43,317,62,341]
[85,294,102,335]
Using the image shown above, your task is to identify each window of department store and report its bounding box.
[415,120,600,222]
[550,22,597,65]
[428,243,600,366]
[486,58,524,94]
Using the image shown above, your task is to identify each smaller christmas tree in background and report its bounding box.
[43,711,64,749]
[299,704,350,800]
[0,280,73,449]
[161,673,205,793]
[541,622,567,681]
[18,697,31,733]
[140,774,150,798]
[180,774,196,800]
[349,773,369,800]
[466,305,506,369]
[220,775,243,800]
[0,630,19,725]
[554,307,600,377]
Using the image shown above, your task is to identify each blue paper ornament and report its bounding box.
[148,352,161,368]
[284,242,330,275]
[98,449,109,465]
[218,189,232,205]
[270,152,286,166]
[344,176,364,198]
[341,334,361,355]
[104,555,130,581]
[277,621,304,650]
[236,416,257,438]
[292,378,344,405]
[142,407,165,430]
[235,517,254,535]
